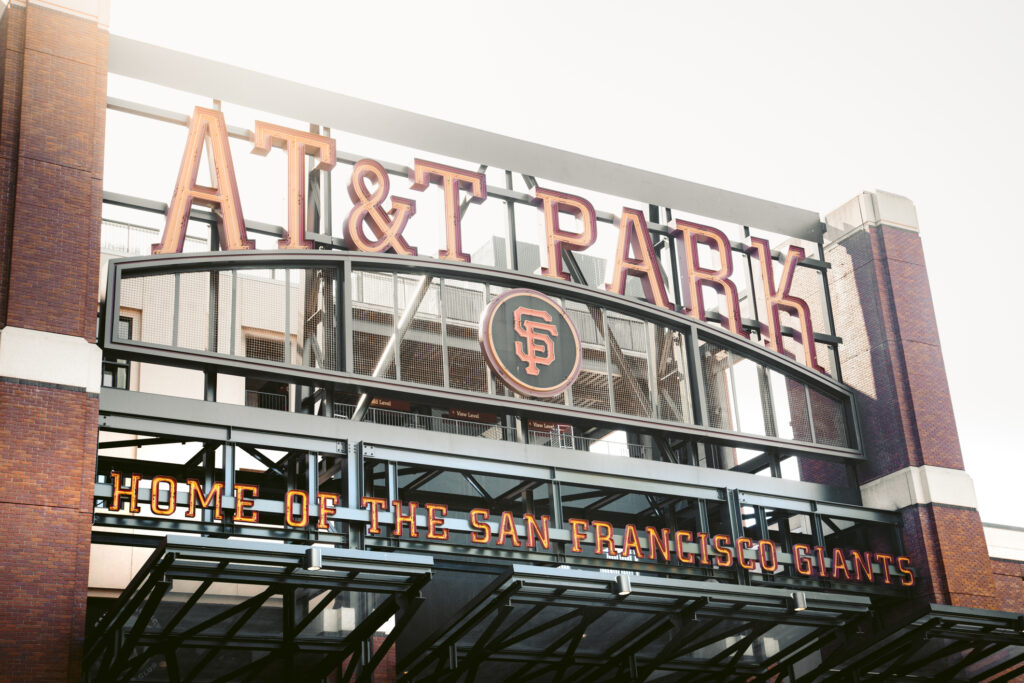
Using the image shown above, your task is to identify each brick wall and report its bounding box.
[823,203,999,611]
[0,2,106,681]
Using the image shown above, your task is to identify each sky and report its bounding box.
[106,0,1024,526]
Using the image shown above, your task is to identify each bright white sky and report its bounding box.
[108,0,1023,526]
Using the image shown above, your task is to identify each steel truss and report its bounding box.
[398,564,871,682]
[805,604,1024,682]
[94,389,905,596]
[84,536,432,683]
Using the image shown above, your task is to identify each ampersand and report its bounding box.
[344,159,417,254]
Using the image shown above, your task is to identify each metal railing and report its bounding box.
[527,429,650,458]
[245,389,288,411]
[334,403,517,442]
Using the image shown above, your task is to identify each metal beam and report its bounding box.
[107,36,824,240]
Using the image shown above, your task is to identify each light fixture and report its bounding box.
[614,573,632,596]
[791,591,807,612]
[303,546,323,571]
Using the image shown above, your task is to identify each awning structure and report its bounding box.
[84,537,432,682]
[398,565,872,682]
[806,604,1024,681]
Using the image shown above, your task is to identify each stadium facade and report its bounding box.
[0,1,1022,681]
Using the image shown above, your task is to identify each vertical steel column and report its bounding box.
[815,236,843,383]
[347,442,364,550]
[223,441,236,531]
[439,278,450,389]
[504,170,519,271]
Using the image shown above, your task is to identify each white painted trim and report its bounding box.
[984,525,1024,562]
[0,326,102,393]
[24,0,109,29]
[860,465,978,511]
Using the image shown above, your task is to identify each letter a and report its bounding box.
[154,107,253,254]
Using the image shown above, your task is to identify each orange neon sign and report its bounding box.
[156,106,825,372]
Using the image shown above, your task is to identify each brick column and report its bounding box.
[0,1,108,680]
[824,190,996,609]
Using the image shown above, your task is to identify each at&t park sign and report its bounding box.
[152,106,826,373]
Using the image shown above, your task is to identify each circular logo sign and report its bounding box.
[479,289,582,398]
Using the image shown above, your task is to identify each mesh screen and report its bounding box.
[352,271,396,379]
[128,274,175,346]
[607,312,651,417]
[784,377,814,443]
[808,387,850,447]
[444,282,487,393]
[175,272,210,351]
[568,302,610,412]
[652,326,691,423]
[700,340,734,430]
[295,268,338,371]
[397,278,444,387]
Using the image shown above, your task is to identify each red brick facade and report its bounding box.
[826,220,999,610]
[0,2,106,681]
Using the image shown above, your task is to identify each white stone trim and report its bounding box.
[984,525,1024,562]
[824,190,920,245]
[0,326,102,393]
[860,465,978,512]
[22,0,109,29]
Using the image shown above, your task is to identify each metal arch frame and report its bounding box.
[101,250,864,464]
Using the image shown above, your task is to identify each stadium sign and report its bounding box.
[152,106,825,373]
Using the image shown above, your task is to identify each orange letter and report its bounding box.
[593,521,618,556]
[316,492,339,530]
[851,551,874,582]
[284,489,309,528]
[186,479,223,519]
[524,514,550,549]
[234,484,259,523]
[876,553,894,585]
[345,159,417,255]
[745,238,824,372]
[470,509,492,544]
[647,527,671,562]
[409,159,485,262]
[110,472,141,513]
[674,530,695,564]
[392,500,419,538]
[569,519,589,553]
[736,537,757,570]
[759,540,778,572]
[361,496,387,535]
[607,208,670,308]
[831,548,851,580]
[251,121,336,250]
[793,544,814,576]
[897,556,915,586]
[426,503,449,540]
[535,187,597,281]
[496,511,522,547]
[697,532,712,566]
[713,534,734,568]
[155,107,253,254]
[150,476,176,516]
[671,220,746,337]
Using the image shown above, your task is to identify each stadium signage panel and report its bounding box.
[479,289,583,398]
[152,106,825,373]
[104,472,913,585]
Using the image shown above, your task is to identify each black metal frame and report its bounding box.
[398,564,871,682]
[84,536,432,683]
[101,250,864,465]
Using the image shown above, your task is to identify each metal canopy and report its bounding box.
[84,536,432,683]
[806,604,1024,682]
[399,564,871,682]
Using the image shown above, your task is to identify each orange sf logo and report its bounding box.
[513,307,559,376]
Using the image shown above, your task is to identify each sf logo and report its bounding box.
[514,307,559,375]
